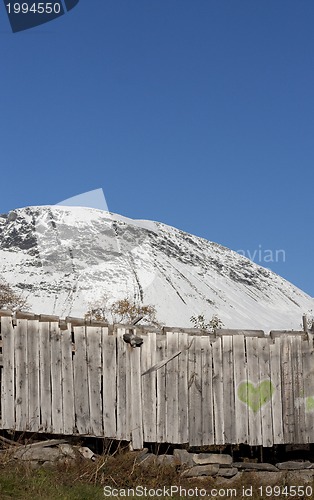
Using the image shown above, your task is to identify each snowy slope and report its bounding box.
[0,205,313,331]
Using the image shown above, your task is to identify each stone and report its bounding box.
[276,461,312,470]
[193,453,232,465]
[13,447,61,462]
[286,471,314,484]
[58,443,77,460]
[233,462,279,472]
[217,467,238,478]
[181,464,219,478]
[78,446,95,461]
[137,453,157,468]
[173,449,194,468]
[157,455,177,466]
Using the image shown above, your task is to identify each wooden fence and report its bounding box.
[0,314,314,449]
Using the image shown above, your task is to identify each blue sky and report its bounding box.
[0,1,313,296]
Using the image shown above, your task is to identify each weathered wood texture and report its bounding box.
[1,317,314,448]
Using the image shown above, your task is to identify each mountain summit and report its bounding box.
[0,206,312,330]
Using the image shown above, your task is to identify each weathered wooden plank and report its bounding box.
[302,339,314,443]
[1,316,15,429]
[27,320,40,432]
[50,322,63,434]
[188,336,203,446]
[61,325,75,435]
[222,336,235,443]
[246,336,262,446]
[290,336,306,444]
[166,331,179,443]
[269,339,284,444]
[116,328,130,440]
[233,335,248,444]
[200,336,214,445]
[102,329,117,438]
[129,346,143,449]
[212,337,224,444]
[141,332,157,442]
[258,338,273,447]
[73,326,90,434]
[39,322,52,433]
[86,326,103,436]
[280,336,294,443]
[14,319,28,431]
[156,337,167,443]
[178,333,189,444]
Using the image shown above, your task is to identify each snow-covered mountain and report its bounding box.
[0,205,313,331]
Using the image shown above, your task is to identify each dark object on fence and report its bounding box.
[123,331,144,348]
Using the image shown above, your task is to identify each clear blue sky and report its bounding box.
[0,1,313,296]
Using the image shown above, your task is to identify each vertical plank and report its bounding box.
[259,338,273,447]
[212,337,224,444]
[116,327,130,441]
[302,339,314,443]
[86,326,103,436]
[233,335,248,444]
[201,336,214,445]
[222,336,235,444]
[1,317,15,429]
[166,331,179,443]
[50,322,63,434]
[290,336,306,444]
[73,326,90,434]
[141,332,157,442]
[27,320,40,432]
[156,337,167,443]
[246,337,262,446]
[39,322,52,433]
[178,333,189,444]
[61,325,75,435]
[188,336,203,446]
[129,346,143,449]
[14,319,28,431]
[281,336,294,443]
[269,339,284,444]
[102,329,117,438]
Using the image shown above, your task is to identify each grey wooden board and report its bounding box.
[61,326,75,434]
[166,331,179,443]
[129,346,143,449]
[14,319,28,431]
[102,331,117,438]
[188,336,203,446]
[281,336,294,443]
[86,327,103,436]
[178,333,189,444]
[27,320,40,432]
[156,338,167,443]
[290,336,306,444]
[73,326,90,434]
[200,336,214,445]
[246,336,262,446]
[141,332,157,442]
[269,339,284,444]
[50,323,63,434]
[116,328,130,440]
[258,338,273,447]
[302,339,314,443]
[233,335,248,444]
[222,336,235,444]
[39,322,52,433]
[212,337,224,444]
[1,317,15,429]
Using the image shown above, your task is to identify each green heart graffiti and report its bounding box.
[238,381,275,413]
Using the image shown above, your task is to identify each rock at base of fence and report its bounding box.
[9,439,96,469]
[136,449,314,480]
